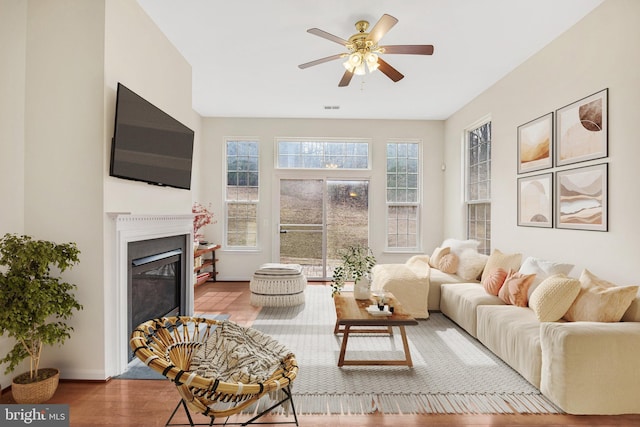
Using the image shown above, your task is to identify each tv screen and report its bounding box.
[110,83,194,190]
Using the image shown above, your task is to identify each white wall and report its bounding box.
[0,0,27,390]
[19,0,107,382]
[200,117,444,280]
[0,0,26,236]
[102,0,199,378]
[0,0,200,386]
[443,0,640,285]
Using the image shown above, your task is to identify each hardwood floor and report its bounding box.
[2,281,639,426]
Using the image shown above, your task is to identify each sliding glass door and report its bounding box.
[278,179,369,280]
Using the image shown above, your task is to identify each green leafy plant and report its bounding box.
[0,233,82,383]
[331,244,376,296]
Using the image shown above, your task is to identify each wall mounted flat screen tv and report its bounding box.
[110,83,194,190]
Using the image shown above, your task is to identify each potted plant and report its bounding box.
[331,244,376,299]
[0,233,82,403]
[192,202,216,246]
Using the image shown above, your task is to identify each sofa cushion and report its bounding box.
[438,253,459,274]
[456,248,488,281]
[498,270,535,307]
[429,246,450,268]
[481,267,508,296]
[529,274,581,322]
[428,268,471,311]
[519,257,574,298]
[564,269,639,322]
[476,305,543,388]
[440,283,504,337]
[480,249,523,283]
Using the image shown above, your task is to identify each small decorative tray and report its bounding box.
[366,305,392,316]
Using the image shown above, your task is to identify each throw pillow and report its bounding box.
[429,246,450,269]
[456,248,489,281]
[480,249,523,283]
[438,253,459,274]
[518,257,574,298]
[441,238,481,256]
[498,270,536,307]
[564,269,640,322]
[482,267,508,296]
[529,274,581,322]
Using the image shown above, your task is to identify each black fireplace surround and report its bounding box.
[127,235,188,360]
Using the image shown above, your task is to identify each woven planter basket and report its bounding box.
[11,368,60,404]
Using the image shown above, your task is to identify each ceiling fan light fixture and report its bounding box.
[364,52,379,72]
[349,52,363,66]
[354,62,367,75]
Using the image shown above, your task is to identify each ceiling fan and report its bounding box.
[298,14,434,87]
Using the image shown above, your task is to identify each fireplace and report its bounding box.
[110,213,195,377]
[127,235,188,360]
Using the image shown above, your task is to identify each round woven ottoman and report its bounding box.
[250,263,307,307]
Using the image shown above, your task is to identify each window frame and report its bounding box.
[464,118,491,255]
[385,139,422,252]
[275,137,372,170]
[224,138,260,251]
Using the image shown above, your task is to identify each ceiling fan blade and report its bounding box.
[381,45,435,55]
[377,57,404,82]
[307,28,349,46]
[298,53,345,69]
[367,14,398,44]
[338,70,354,87]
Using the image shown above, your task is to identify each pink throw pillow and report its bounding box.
[438,253,459,274]
[482,268,508,296]
[498,270,536,307]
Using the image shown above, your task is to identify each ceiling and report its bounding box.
[136,0,603,120]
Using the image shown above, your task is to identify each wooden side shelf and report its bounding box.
[193,244,220,286]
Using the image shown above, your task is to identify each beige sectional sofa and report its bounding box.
[374,241,640,415]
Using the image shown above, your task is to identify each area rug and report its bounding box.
[250,285,561,415]
[115,313,229,380]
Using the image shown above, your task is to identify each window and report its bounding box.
[225,140,259,248]
[276,139,370,169]
[466,121,491,254]
[386,141,420,250]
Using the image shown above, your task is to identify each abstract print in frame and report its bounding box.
[517,173,553,228]
[556,163,608,231]
[517,112,553,174]
[556,88,608,166]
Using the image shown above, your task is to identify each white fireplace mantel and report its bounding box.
[107,213,195,377]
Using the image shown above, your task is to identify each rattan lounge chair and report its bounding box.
[130,316,299,426]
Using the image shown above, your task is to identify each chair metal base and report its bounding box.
[166,386,299,427]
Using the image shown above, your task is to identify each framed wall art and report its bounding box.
[517,173,553,228]
[517,112,553,174]
[556,88,608,166]
[556,163,608,231]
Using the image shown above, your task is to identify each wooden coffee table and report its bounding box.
[333,291,418,367]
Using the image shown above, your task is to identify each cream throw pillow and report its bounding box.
[456,248,488,281]
[480,249,522,283]
[441,238,480,256]
[429,246,450,269]
[564,269,639,322]
[529,274,581,322]
[518,257,574,298]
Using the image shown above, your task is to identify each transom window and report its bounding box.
[225,139,259,248]
[276,139,370,169]
[386,141,420,250]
